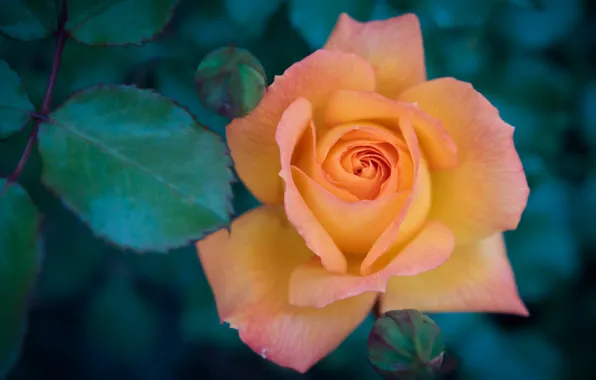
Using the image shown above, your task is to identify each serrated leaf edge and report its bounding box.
[39,84,234,253]
[69,0,181,47]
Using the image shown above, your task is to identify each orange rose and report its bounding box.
[196,13,529,372]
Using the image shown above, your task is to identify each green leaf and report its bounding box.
[0,59,34,139]
[38,85,233,252]
[68,0,178,46]
[288,0,374,49]
[0,0,50,40]
[65,0,125,30]
[22,0,58,32]
[224,0,284,38]
[0,179,41,378]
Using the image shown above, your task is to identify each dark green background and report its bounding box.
[1,0,595,378]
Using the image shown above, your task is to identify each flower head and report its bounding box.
[197,13,529,373]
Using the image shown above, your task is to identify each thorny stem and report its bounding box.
[1,1,68,197]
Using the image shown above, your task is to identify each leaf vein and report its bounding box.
[46,119,221,219]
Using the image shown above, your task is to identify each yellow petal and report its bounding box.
[360,121,431,274]
[289,221,454,308]
[324,13,426,97]
[380,233,528,316]
[196,205,377,373]
[276,98,347,273]
[399,78,529,245]
[292,166,409,255]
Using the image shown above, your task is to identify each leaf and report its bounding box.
[0,0,50,40]
[0,59,34,139]
[224,0,285,38]
[65,0,125,30]
[37,85,233,252]
[67,0,178,46]
[22,0,58,31]
[288,0,374,49]
[0,179,41,378]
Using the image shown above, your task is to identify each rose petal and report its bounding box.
[360,121,432,275]
[399,78,530,245]
[292,165,409,255]
[289,221,454,308]
[380,233,528,316]
[324,90,458,170]
[294,122,359,202]
[317,124,407,199]
[277,98,347,273]
[324,13,426,97]
[196,205,377,373]
[317,124,408,164]
[227,49,376,204]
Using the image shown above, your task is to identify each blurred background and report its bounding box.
[1,0,595,378]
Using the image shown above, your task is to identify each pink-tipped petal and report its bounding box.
[196,205,377,373]
[325,13,426,97]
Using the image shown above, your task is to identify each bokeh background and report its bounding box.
[1,0,595,378]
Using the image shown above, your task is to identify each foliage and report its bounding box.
[0,179,40,378]
[0,0,593,379]
[0,59,34,139]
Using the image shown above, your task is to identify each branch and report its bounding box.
[1,1,68,196]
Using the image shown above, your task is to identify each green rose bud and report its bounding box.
[368,309,446,380]
[194,46,267,119]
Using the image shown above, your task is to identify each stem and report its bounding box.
[1,1,68,196]
[372,298,382,319]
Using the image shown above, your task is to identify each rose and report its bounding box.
[196,13,529,373]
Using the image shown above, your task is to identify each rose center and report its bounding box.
[320,127,403,201]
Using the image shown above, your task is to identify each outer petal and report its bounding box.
[380,233,528,316]
[399,78,530,245]
[196,205,377,373]
[324,13,426,98]
[227,49,376,204]
[289,221,454,308]
[277,98,347,273]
